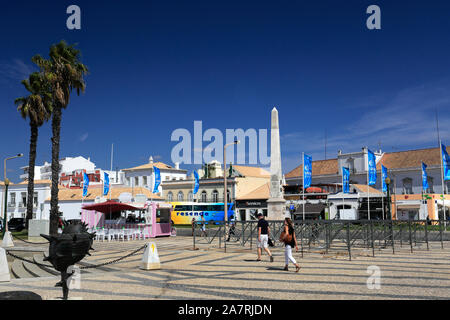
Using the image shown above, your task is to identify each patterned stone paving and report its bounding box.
[1,236,450,300]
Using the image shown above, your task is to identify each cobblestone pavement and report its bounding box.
[1,236,450,300]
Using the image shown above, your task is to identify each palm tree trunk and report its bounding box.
[49,106,62,235]
[26,123,38,226]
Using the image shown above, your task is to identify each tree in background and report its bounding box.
[15,72,52,226]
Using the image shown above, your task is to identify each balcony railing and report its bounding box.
[7,203,16,208]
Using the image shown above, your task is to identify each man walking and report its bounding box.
[256,213,274,262]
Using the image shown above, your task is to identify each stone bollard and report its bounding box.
[0,248,11,282]
[1,232,14,248]
[140,242,160,270]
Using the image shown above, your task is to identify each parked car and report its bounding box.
[8,218,26,232]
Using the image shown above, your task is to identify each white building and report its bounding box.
[20,156,123,188]
[3,180,51,220]
[327,184,384,220]
[285,146,450,220]
[285,146,450,196]
[20,156,95,181]
[122,156,188,195]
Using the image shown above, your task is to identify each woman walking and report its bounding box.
[283,218,300,272]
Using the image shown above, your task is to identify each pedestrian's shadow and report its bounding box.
[266,266,285,271]
[243,259,260,262]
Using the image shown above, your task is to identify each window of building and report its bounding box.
[427,177,434,194]
[188,191,193,202]
[134,177,139,186]
[402,178,413,194]
[212,190,219,202]
[10,193,16,205]
[346,158,355,174]
[227,189,231,202]
[177,191,184,201]
[143,176,148,186]
[201,191,207,202]
[21,192,27,207]
[167,192,173,202]
[33,192,38,207]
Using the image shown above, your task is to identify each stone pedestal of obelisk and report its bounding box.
[267,107,286,221]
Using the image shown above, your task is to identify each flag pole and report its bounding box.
[381,167,384,220]
[302,152,305,220]
[440,141,447,228]
[110,143,113,201]
[367,149,371,221]
[192,173,195,226]
[342,167,344,219]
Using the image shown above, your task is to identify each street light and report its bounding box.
[3,153,24,236]
[223,140,239,248]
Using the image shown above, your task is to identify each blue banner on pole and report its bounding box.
[303,154,312,189]
[193,170,200,194]
[442,143,450,181]
[103,172,110,196]
[368,149,377,186]
[422,162,429,191]
[153,167,161,193]
[83,172,89,197]
[342,167,350,194]
[381,165,388,193]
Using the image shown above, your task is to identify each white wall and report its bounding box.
[42,200,94,221]
[5,183,51,220]
[124,168,187,193]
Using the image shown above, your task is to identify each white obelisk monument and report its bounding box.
[267,107,286,220]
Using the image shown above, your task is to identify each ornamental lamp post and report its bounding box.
[3,153,24,240]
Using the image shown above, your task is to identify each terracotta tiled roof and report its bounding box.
[122,161,182,171]
[15,179,52,185]
[285,146,450,178]
[46,186,161,201]
[377,147,449,170]
[237,183,270,200]
[285,159,338,179]
[352,184,384,196]
[233,165,270,178]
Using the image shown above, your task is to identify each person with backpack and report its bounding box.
[281,218,300,272]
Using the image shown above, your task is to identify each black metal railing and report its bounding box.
[189,219,449,260]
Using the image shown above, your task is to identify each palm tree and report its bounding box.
[33,41,88,234]
[15,72,52,227]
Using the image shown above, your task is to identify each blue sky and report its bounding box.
[1,0,450,182]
